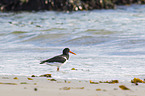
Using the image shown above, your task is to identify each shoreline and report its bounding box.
[0,75,145,96]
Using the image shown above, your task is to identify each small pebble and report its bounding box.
[114,88,118,90]
[34,88,38,91]
[31,75,36,77]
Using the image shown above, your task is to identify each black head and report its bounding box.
[63,48,70,55]
[62,48,76,55]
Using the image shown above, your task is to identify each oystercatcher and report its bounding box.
[40,48,76,71]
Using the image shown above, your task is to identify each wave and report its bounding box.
[0,29,118,47]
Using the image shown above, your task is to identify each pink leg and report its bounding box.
[57,67,59,71]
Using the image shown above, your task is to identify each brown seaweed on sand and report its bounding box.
[48,79,57,81]
[27,77,33,80]
[119,85,130,90]
[131,78,145,83]
[90,80,119,84]
[13,77,18,80]
[40,74,52,78]
[96,89,101,91]
[60,87,84,90]
[0,82,17,85]
[90,80,99,84]
[99,80,119,84]
[60,87,71,90]
[71,68,77,70]
[20,82,28,84]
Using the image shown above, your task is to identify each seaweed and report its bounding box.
[119,85,130,90]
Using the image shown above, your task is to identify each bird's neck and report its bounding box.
[62,54,69,60]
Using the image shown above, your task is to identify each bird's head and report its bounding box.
[63,48,76,55]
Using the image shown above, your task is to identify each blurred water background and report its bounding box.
[1,4,145,81]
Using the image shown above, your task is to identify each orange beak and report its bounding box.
[69,51,76,55]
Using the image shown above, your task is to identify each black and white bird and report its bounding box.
[40,48,76,71]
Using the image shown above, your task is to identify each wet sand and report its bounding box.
[0,75,145,96]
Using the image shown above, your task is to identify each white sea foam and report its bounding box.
[1,5,145,81]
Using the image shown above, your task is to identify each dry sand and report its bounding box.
[0,75,145,96]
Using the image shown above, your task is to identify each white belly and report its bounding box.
[45,60,68,67]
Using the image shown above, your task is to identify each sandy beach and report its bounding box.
[0,75,145,96]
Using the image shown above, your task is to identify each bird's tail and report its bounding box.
[40,61,45,64]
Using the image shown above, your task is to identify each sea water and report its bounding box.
[0,4,145,81]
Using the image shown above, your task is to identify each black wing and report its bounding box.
[40,55,66,64]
